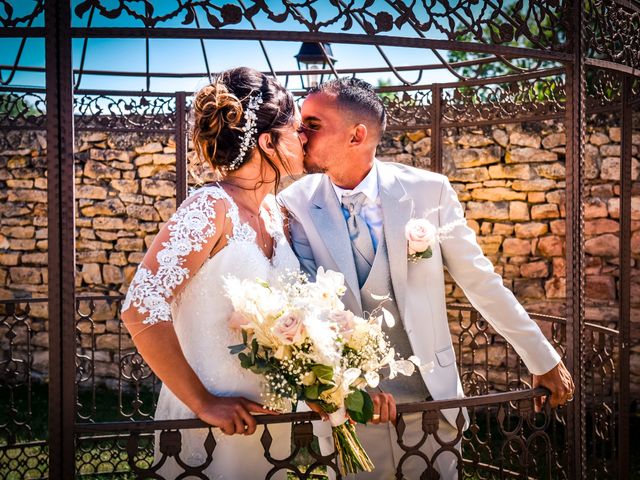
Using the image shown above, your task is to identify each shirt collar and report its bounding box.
[331,160,379,203]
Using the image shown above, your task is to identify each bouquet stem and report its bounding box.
[331,421,374,474]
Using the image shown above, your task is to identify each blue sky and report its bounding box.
[0,0,507,92]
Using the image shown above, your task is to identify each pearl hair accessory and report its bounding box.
[226,91,264,171]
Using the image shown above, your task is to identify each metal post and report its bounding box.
[45,0,76,478]
[564,0,586,476]
[431,84,442,174]
[175,91,188,205]
[618,73,631,480]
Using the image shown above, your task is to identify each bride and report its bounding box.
[121,67,307,478]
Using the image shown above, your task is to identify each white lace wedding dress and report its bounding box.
[122,184,300,479]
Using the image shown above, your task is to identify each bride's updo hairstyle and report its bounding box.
[192,67,296,189]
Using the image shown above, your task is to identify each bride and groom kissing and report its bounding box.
[121,66,574,479]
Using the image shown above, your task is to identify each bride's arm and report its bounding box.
[121,191,271,435]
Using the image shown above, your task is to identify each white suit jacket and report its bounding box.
[279,161,561,427]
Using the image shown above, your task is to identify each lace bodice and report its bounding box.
[122,184,298,327]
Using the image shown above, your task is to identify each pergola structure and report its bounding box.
[0,1,638,478]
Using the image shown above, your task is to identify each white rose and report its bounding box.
[405,218,437,255]
[328,309,356,339]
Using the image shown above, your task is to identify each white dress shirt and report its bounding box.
[331,161,384,250]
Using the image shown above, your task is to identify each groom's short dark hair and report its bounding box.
[310,77,387,140]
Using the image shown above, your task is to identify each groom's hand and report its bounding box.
[533,361,575,412]
[370,392,397,425]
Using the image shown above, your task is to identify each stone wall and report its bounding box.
[1,121,638,398]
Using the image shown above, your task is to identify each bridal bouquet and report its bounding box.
[223,268,419,474]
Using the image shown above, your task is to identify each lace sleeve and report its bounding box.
[122,187,227,325]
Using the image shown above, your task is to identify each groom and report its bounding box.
[279,77,574,479]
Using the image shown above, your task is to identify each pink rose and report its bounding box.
[405,218,437,255]
[229,311,251,330]
[328,309,356,338]
[273,311,305,345]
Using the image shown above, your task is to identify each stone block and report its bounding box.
[452,147,501,168]
[609,127,621,143]
[95,231,118,241]
[584,143,600,179]
[9,239,35,250]
[81,263,102,285]
[135,142,164,155]
[510,131,541,148]
[585,219,619,235]
[607,197,640,220]
[477,235,503,255]
[506,148,557,164]
[134,154,154,167]
[541,133,566,149]
[537,236,564,257]
[585,198,609,219]
[93,217,125,230]
[111,180,139,194]
[600,144,621,157]
[126,204,160,221]
[502,238,531,256]
[589,132,609,146]
[489,163,531,180]
[600,156,639,181]
[585,234,619,257]
[138,165,158,178]
[527,192,546,203]
[10,267,42,284]
[21,252,47,265]
[509,201,530,221]
[103,264,124,284]
[155,198,176,222]
[153,153,175,165]
[115,238,143,252]
[511,179,556,191]
[520,261,549,278]
[534,162,566,180]
[448,167,490,183]
[586,275,616,301]
[515,222,548,239]
[465,201,509,221]
[531,204,560,220]
[470,187,527,201]
[6,179,34,188]
[405,130,427,142]
[7,189,47,203]
[552,257,566,277]
[492,223,514,236]
[76,185,108,200]
[456,134,494,149]
[84,160,120,179]
[545,277,566,299]
[632,231,640,255]
[514,279,545,299]
[81,198,126,217]
[3,226,35,238]
[109,252,128,266]
[550,220,566,235]
[77,251,108,264]
[141,179,175,197]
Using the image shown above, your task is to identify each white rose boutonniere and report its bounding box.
[405,218,437,261]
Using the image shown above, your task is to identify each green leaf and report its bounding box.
[304,384,319,400]
[238,352,253,369]
[311,365,334,384]
[228,343,246,355]
[347,391,374,424]
[251,338,259,356]
[242,330,248,344]
[345,390,364,413]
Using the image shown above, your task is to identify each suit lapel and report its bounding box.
[378,162,413,316]
[309,176,362,311]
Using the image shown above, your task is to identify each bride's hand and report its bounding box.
[195,395,275,435]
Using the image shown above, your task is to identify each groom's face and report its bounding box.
[301,93,351,176]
